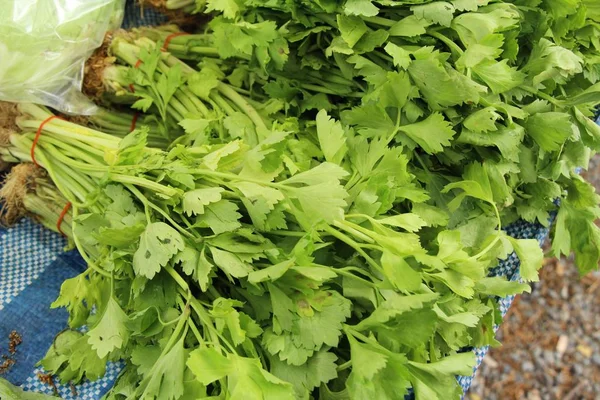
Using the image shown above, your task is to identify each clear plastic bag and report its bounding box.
[0,0,125,115]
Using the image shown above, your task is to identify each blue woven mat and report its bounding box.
[0,2,597,398]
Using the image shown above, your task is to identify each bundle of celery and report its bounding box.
[87,33,273,136]
[92,11,600,275]
[87,27,362,130]
[0,163,73,234]
[65,106,174,148]
[1,101,539,399]
[142,0,600,121]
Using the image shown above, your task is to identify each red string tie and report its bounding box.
[129,112,140,132]
[31,116,64,167]
[57,202,72,237]
[162,32,190,52]
[129,59,143,93]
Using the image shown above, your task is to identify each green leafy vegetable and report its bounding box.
[2,0,600,398]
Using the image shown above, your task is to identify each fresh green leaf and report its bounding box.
[133,222,185,279]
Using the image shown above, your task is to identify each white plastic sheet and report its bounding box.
[0,0,125,114]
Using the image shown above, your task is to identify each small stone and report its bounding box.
[483,356,499,369]
[538,298,546,306]
[544,350,555,364]
[556,335,569,356]
[583,358,591,366]
[577,344,593,358]
[592,354,600,365]
[523,361,535,372]
[527,389,542,400]
[561,286,569,298]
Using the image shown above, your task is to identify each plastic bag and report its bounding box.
[0,0,125,115]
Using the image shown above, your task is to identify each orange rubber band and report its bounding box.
[162,32,190,51]
[31,116,64,167]
[57,202,72,237]
[129,59,143,93]
[130,112,140,132]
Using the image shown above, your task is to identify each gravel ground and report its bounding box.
[466,156,600,400]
